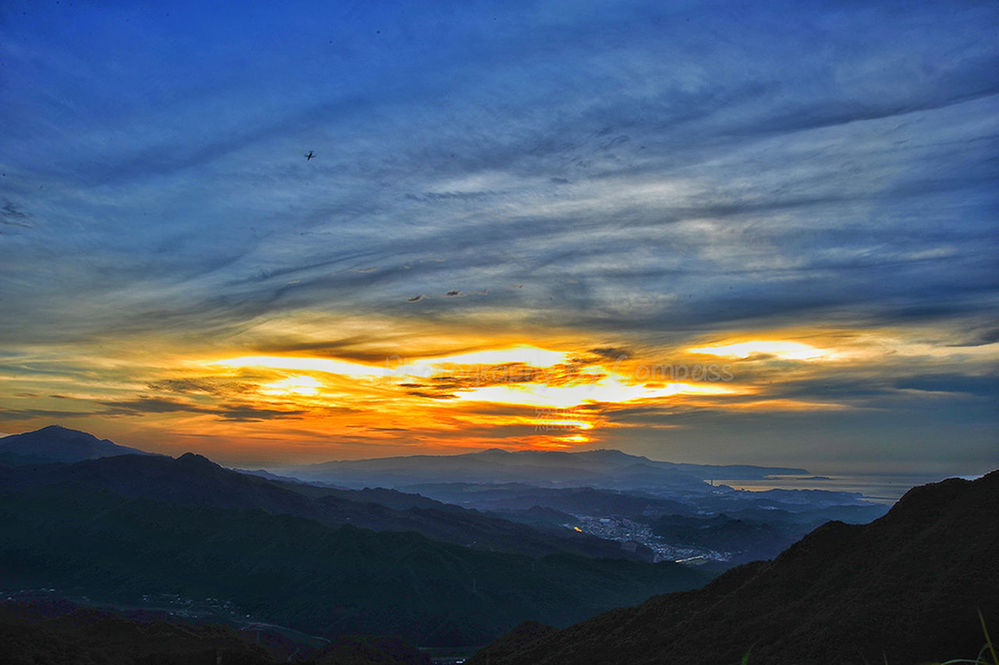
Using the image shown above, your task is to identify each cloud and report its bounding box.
[0,0,996,466]
[100,396,310,422]
[893,374,999,399]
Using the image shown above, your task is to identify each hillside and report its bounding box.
[0,598,432,664]
[467,470,999,664]
[0,425,153,465]
[0,483,709,646]
[0,447,653,561]
[0,599,274,665]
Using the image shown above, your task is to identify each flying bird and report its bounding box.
[305,151,314,161]
[408,295,424,302]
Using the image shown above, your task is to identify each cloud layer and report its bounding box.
[0,0,996,470]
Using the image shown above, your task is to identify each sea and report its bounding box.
[718,471,982,504]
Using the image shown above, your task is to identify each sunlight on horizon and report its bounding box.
[191,344,757,448]
[687,340,833,361]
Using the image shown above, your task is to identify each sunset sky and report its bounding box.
[1,1,996,473]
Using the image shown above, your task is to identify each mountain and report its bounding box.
[404,483,693,520]
[404,481,886,571]
[467,470,999,665]
[0,452,654,561]
[0,599,274,664]
[649,513,804,565]
[0,597,432,664]
[313,636,431,665]
[278,448,807,491]
[0,427,881,572]
[470,621,558,665]
[0,425,154,465]
[0,484,710,646]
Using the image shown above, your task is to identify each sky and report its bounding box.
[0,0,996,473]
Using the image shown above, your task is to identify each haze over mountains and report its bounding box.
[469,470,999,665]
[4,424,986,664]
[0,446,651,562]
[275,448,808,490]
[0,426,889,569]
[0,426,711,646]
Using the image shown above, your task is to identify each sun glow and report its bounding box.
[453,372,742,409]
[179,339,811,452]
[6,323,943,462]
[259,375,323,397]
[687,340,831,361]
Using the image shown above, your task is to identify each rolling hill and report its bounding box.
[0,483,710,646]
[0,448,652,561]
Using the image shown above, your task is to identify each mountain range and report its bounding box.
[4,423,967,661]
[0,446,653,562]
[0,426,710,645]
[0,425,153,466]
[275,448,808,491]
[468,469,999,664]
[0,483,708,646]
[4,425,873,568]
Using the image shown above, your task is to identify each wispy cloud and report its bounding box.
[0,0,996,469]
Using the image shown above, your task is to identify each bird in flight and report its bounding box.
[305,151,314,161]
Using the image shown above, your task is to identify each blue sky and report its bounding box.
[0,0,997,471]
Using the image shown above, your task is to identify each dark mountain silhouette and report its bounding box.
[0,599,274,664]
[0,484,710,646]
[649,513,804,564]
[468,470,999,665]
[279,448,807,490]
[0,597,434,664]
[314,635,431,665]
[0,451,653,561]
[470,621,558,664]
[0,425,154,465]
[402,482,885,570]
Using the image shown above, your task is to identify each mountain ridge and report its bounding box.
[0,425,154,465]
[0,485,710,645]
[0,449,656,562]
[278,447,808,490]
[467,469,999,664]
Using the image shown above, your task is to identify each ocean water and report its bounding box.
[719,472,976,504]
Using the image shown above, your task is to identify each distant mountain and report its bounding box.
[467,470,999,665]
[0,425,154,465]
[278,448,807,491]
[0,451,655,562]
[405,483,692,519]
[0,484,710,646]
[406,482,886,571]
